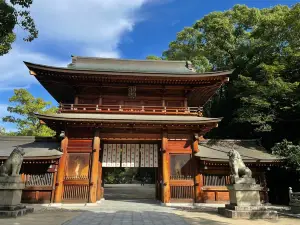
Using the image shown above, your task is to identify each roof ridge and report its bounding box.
[71,55,187,63]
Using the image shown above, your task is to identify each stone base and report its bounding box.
[218,205,278,219]
[227,183,262,206]
[0,176,33,217]
[290,204,300,214]
[0,204,34,218]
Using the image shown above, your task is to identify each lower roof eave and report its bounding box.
[36,113,222,124]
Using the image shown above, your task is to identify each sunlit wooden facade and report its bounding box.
[23,56,279,204]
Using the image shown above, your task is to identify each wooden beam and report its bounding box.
[162,131,170,203]
[89,129,100,203]
[54,135,68,203]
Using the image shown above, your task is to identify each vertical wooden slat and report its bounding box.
[130,144,135,167]
[121,144,127,167]
[116,144,121,167]
[111,144,116,167]
[107,144,112,167]
[134,144,139,167]
[140,144,145,167]
[145,144,150,167]
[126,144,131,167]
[102,144,108,167]
[154,144,158,167]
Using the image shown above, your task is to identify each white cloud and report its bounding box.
[30,0,150,57]
[0,0,150,91]
[0,47,67,91]
[0,104,8,118]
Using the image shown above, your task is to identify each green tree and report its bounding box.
[2,89,57,136]
[0,126,6,135]
[0,0,38,56]
[272,139,300,170]
[161,4,300,145]
[146,55,163,60]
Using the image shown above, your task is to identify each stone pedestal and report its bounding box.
[0,176,33,217]
[218,178,278,219]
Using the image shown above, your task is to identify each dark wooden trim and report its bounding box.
[24,186,53,191]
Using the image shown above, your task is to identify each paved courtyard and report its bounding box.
[0,200,299,225]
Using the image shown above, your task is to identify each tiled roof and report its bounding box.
[196,139,281,162]
[67,56,197,74]
[37,113,222,124]
[0,136,62,159]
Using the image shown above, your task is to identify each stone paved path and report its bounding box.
[0,200,299,225]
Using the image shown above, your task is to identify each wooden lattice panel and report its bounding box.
[102,143,158,168]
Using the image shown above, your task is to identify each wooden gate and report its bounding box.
[62,139,92,203]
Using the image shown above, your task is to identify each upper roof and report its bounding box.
[67,56,198,74]
[37,113,222,124]
[0,136,62,160]
[196,139,281,163]
[24,56,231,104]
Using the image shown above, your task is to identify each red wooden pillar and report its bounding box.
[54,135,68,203]
[193,134,202,202]
[162,131,170,203]
[89,129,100,203]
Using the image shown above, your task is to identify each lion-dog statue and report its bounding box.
[227,149,252,180]
[0,146,25,176]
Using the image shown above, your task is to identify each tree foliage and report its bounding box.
[2,89,57,136]
[0,0,38,56]
[272,139,300,170]
[161,4,300,168]
[146,55,162,60]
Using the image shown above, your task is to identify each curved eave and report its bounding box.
[24,61,232,80]
[36,113,222,125]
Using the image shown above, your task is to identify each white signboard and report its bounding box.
[121,144,127,167]
[102,143,158,168]
[102,144,107,167]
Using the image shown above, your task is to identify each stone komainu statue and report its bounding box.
[0,146,25,176]
[227,149,252,179]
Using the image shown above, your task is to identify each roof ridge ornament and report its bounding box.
[186,61,196,72]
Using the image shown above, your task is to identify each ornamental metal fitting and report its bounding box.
[128,86,136,99]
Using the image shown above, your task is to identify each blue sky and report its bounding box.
[0,0,298,131]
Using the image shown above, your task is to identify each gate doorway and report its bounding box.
[103,167,156,200]
[100,143,162,201]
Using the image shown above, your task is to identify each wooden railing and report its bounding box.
[24,173,54,186]
[59,104,202,116]
[170,180,194,202]
[62,184,89,202]
[203,175,231,186]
